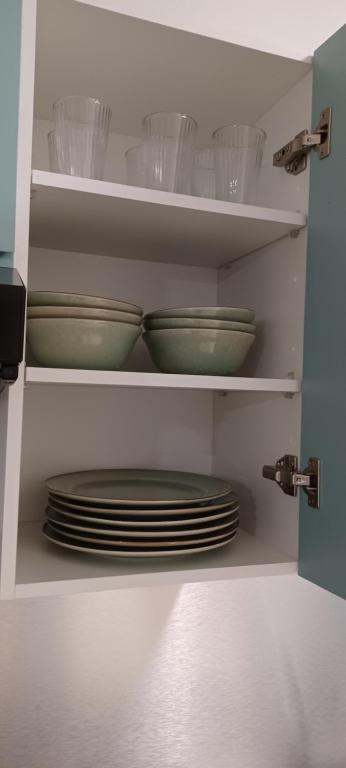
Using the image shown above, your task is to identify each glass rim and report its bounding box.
[124,144,142,157]
[142,111,198,128]
[53,95,112,112]
[211,123,267,141]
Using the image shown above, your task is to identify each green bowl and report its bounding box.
[145,306,255,323]
[27,318,141,370]
[144,328,255,375]
[27,305,142,325]
[28,291,143,316]
[144,317,256,334]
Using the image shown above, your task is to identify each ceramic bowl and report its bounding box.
[28,291,143,316]
[144,328,255,375]
[144,317,256,334]
[27,318,141,370]
[145,306,255,323]
[27,305,142,326]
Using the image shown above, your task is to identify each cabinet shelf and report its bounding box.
[25,367,300,394]
[15,522,296,598]
[30,171,306,267]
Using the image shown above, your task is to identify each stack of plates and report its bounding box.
[43,469,239,558]
[26,291,143,370]
[143,307,256,375]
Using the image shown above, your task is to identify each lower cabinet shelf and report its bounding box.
[15,522,296,598]
[25,367,300,394]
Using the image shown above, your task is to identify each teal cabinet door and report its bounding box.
[299,25,346,599]
[0,0,22,261]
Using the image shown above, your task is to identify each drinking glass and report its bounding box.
[143,111,197,194]
[192,148,215,199]
[53,96,112,180]
[47,130,60,172]
[212,124,266,204]
[125,145,146,187]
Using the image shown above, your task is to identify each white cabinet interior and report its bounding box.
[0,0,313,598]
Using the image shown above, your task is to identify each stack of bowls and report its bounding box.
[26,291,143,370]
[143,307,256,376]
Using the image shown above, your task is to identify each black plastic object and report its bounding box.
[0,267,26,389]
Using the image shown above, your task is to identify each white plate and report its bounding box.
[46,519,238,547]
[46,508,239,538]
[48,493,238,518]
[46,502,239,527]
[43,523,237,558]
[46,469,232,506]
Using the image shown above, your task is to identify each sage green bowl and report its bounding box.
[27,318,141,370]
[144,317,256,334]
[27,305,142,326]
[28,291,143,316]
[144,328,255,375]
[145,306,255,323]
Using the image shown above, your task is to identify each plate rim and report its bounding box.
[43,523,237,558]
[46,509,239,538]
[45,519,239,547]
[46,503,239,528]
[46,469,232,507]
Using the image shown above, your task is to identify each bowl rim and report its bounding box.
[143,327,255,339]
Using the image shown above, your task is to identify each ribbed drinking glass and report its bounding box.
[125,145,146,187]
[47,130,60,172]
[53,96,112,180]
[192,148,215,199]
[143,112,197,193]
[212,124,266,204]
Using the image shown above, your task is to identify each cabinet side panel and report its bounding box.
[213,75,311,558]
[0,1,37,597]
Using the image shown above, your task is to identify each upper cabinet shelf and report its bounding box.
[30,171,306,267]
[35,0,310,145]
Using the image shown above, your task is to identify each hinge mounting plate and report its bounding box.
[273,107,332,175]
[262,455,320,508]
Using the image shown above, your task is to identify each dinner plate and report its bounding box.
[46,502,239,527]
[47,492,238,517]
[46,519,238,547]
[46,507,239,538]
[43,522,237,557]
[46,469,232,506]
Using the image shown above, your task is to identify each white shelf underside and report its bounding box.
[25,367,300,393]
[30,171,306,267]
[16,522,296,598]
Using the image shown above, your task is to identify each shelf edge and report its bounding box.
[25,368,301,393]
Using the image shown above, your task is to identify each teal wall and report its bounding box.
[0,0,22,262]
[299,25,346,599]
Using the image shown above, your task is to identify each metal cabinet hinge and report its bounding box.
[262,454,320,508]
[273,107,332,175]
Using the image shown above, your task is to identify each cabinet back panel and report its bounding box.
[20,248,216,521]
[19,386,213,522]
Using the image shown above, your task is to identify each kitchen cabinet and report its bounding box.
[0,0,344,599]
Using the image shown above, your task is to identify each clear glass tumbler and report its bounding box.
[212,124,266,204]
[47,130,60,172]
[192,148,215,199]
[53,96,112,180]
[125,145,146,187]
[143,112,197,194]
